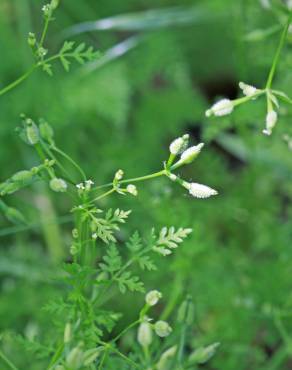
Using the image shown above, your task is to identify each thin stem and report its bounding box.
[99,343,140,369]
[98,347,109,370]
[41,142,76,184]
[0,52,80,99]
[91,188,115,203]
[266,11,292,89]
[112,319,141,343]
[177,325,186,366]
[46,343,64,370]
[0,350,19,370]
[119,170,166,185]
[51,146,87,182]
[0,66,36,97]
[92,169,166,193]
[39,16,50,48]
[233,90,265,108]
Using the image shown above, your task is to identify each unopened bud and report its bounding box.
[126,184,137,196]
[27,32,36,47]
[145,290,162,306]
[25,119,39,145]
[156,346,177,370]
[206,99,234,117]
[66,345,83,369]
[50,178,67,193]
[64,323,71,344]
[177,296,194,325]
[169,134,189,155]
[137,320,152,347]
[83,347,103,366]
[39,120,54,143]
[188,342,220,365]
[154,321,172,337]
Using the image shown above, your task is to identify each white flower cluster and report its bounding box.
[167,136,218,199]
[113,170,138,196]
[76,179,94,192]
[204,80,289,136]
[137,291,172,348]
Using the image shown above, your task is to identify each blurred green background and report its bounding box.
[0,0,292,369]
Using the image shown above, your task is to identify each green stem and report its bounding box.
[91,188,115,203]
[0,350,19,370]
[98,347,109,370]
[46,343,64,370]
[233,90,265,108]
[0,66,36,97]
[266,11,292,89]
[112,319,141,343]
[119,170,166,185]
[177,325,186,366]
[35,143,55,179]
[51,146,87,182]
[92,169,166,193]
[41,142,76,184]
[0,51,81,99]
[39,16,50,48]
[99,343,140,369]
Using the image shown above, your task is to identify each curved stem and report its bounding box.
[112,319,141,343]
[51,146,87,182]
[0,66,36,97]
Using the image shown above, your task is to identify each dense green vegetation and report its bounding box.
[0,0,292,369]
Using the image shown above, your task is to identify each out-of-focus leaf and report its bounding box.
[66,6,213,35]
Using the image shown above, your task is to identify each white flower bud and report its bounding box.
[64,323,71,344]
[183,182,218,199]
[146,290,162,306]
[239,82,257,97]
[127,184,138,196]
[115,169,124,181]
[156,346,177,370]
[178,143,204,166]
[154,321,172,337]
[137,321,153,347]
[27,32,36,47]
[66,346,83,369]
[83,347,103,366]
[189,342,220,365]
[263,110,277,136]
[50,178,67,193]
[169,134,189,155]
[206,99,234,117]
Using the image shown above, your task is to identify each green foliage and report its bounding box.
[0,1,291,370]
